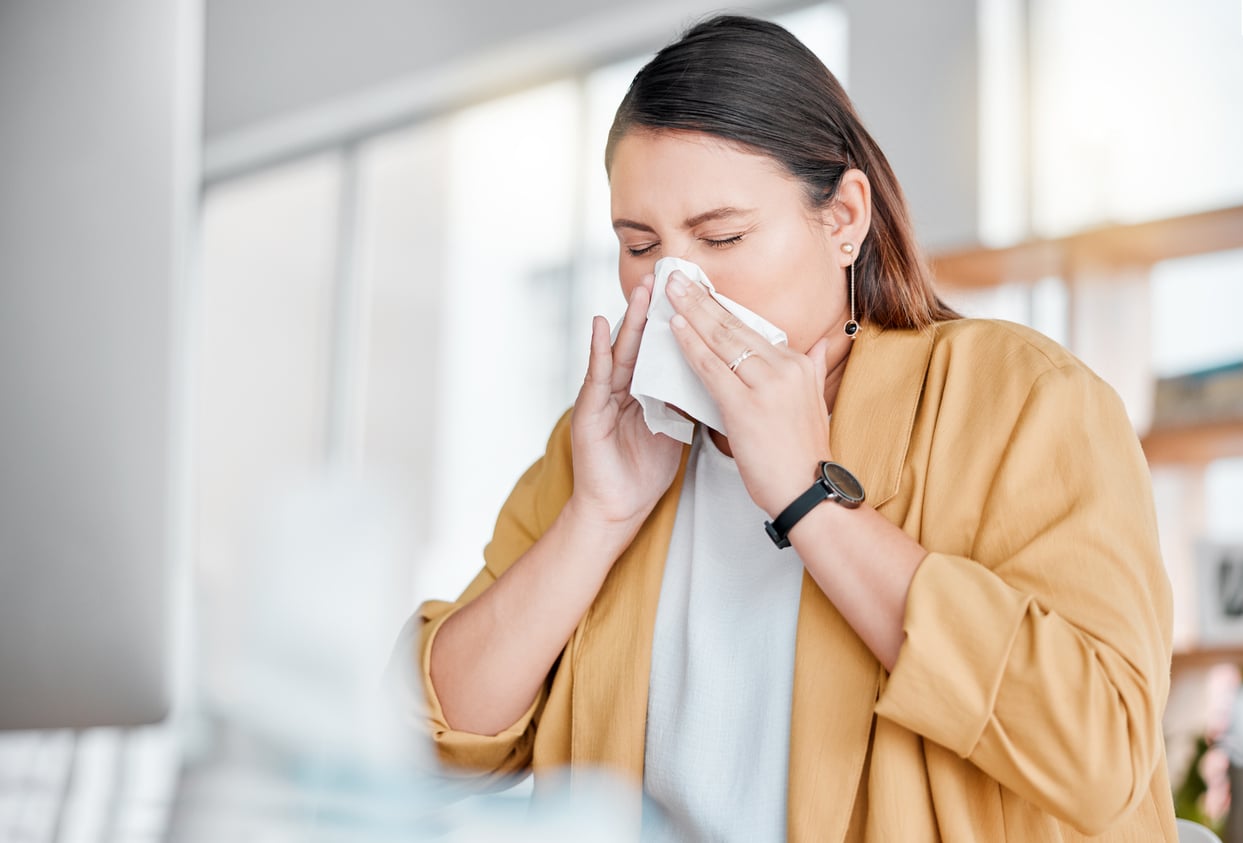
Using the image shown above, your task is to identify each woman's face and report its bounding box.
[608,129,847,354]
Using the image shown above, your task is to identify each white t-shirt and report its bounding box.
[643,428,806,842]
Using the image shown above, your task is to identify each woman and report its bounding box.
[406,15,1177,841]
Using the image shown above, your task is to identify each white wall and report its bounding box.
[0,0,200,728]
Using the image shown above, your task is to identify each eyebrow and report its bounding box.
[612,206,755,234]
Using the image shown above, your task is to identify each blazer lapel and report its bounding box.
[833,323,937,507]
[787,324,936,841]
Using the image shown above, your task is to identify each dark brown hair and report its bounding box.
[605,15,959,330]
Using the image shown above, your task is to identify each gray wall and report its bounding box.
[845,0,979,248]
[0,0,199,728]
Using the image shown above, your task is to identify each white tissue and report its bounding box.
[629,257,788,443]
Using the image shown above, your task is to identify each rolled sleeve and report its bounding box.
[416,598,545,778]
[875,552,1030,757]
[387,409,575,781]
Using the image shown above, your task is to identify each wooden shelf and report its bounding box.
[930,204,1243,289]
[1172,644,1243,674]
[925,208,1243,466]
[1141,419,1243,465]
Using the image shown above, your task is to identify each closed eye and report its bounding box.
[704,234,744,248]
[626,243,659,257]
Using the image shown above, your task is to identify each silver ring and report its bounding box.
[727,348,756,373]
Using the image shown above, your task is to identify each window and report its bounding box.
[1030,0,1243,236]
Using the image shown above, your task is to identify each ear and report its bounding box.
[821,169,873,266]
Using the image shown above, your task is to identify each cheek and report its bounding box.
[708,255,840,351]
[773,280,841,352]
[617,254,656,301]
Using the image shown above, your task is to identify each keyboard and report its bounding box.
[0,726,177,842]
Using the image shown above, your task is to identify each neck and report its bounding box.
[821,338,852,412]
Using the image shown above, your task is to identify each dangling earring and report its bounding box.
[841,242,859,339]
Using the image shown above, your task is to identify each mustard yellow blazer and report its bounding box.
[413,319,1178,841]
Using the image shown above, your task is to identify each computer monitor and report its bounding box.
[0,0,194,730]
[0,284,177,730]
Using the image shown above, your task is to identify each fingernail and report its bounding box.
[667,273,687,296]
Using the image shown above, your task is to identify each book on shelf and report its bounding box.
[1152,361,1243,428]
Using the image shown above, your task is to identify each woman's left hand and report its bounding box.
[666,270,835,517]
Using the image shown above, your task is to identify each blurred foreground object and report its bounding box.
[169,470,657,840]
[1179,817,1225,841]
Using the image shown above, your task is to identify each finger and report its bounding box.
[669,312,745,401]
[611,281,652,392]
[579,316,614,411]
[665,270,774,368]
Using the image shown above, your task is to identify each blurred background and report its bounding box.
[2,0,1242,839]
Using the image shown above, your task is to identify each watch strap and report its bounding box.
[764,481,830,549]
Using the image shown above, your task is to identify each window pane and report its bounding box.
[354,121,452,581]
[427,82,581,589]
[1031,0,1243,236]
[195,154,340,701]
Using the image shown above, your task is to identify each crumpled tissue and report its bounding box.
[628,257,788,443]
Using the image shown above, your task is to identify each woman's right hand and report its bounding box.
[429,277,679,736]
[568,274,682,532]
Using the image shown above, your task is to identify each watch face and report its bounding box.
[820,461,865,504]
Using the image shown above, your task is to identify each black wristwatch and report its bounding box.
[764,461,865,549]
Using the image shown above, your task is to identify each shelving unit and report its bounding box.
[929,203,1243,676]
[929,205,1243,290]
[930,202,1243,477]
